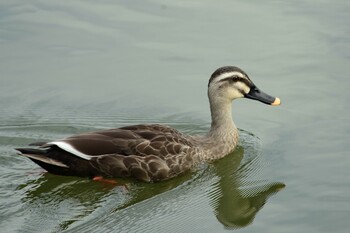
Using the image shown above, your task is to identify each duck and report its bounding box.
[16,66,280,183]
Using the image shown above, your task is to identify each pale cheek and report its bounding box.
[228,89,244,99]
[234,82,250,94]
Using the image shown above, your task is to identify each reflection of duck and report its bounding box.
[17,171,194,232]
[18,174,114,204]
[16,66,280,182]
[16,174,116,232]
[210,146,285,229]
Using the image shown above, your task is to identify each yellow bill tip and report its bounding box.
[271,97,281,106]
[275,183,286,191]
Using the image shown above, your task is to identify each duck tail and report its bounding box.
[16,147,69,168]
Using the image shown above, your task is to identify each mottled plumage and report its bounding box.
[16,66,280,182]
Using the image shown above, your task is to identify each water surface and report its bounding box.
[1,0,349,232]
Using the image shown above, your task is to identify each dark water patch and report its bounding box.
[12,174,125,232]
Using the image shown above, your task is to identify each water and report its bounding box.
[1,0,349,232]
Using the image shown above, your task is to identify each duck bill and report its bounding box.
[244,86,281,106]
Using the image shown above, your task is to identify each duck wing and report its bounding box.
[16,124,195,182]
[47,124,193,158]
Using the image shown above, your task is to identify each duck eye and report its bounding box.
[251,86,258,92]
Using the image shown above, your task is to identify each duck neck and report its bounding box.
[198,98,238,161]
[208,98,237,138]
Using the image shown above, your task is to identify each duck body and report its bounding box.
[17,123,238,182]
[16,66,280,182]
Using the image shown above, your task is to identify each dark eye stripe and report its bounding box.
[219,77,251,87]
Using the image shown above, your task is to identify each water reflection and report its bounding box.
[16,174,121,231]
[16,169,194,231]
[210,147,285,229]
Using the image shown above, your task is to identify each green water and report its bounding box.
[1,0,349,232]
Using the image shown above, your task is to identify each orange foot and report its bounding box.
[92,176,118,184]
[92,176,129,191]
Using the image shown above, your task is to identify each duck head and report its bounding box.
[208,66,281,106]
